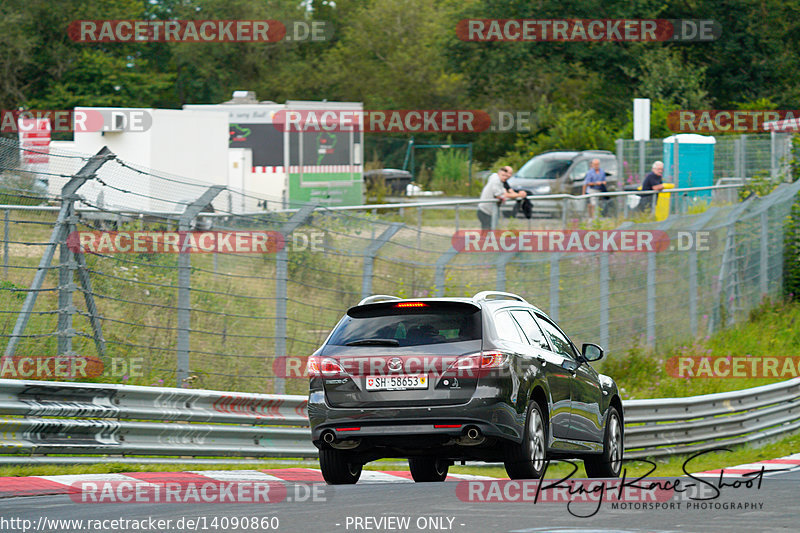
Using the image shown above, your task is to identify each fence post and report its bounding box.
[417,207,422,250]
[600,252,609,349]
[760,210,769,297]
[549,253,560,322]
[434,247,459,297]
[734,137,742,179]
[495,251,517,291]
[57,220,77,355]
[687,207,718,336]
[770,130,777,180]
[741,134,748,178]
[2,147,114,363]
[274,203,317,394]
[646,252,656,348]
[176,185,224,388]
[638,140,645,187]
[361,223,403,298]
[2,209,8,279]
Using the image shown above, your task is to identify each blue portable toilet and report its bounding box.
[663,134,715,199]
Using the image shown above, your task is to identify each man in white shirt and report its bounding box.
[477,166,527,230]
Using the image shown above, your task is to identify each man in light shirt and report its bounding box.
[477,166,526,230]
[582,158,606,218]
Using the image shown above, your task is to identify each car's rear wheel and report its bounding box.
[319,448,362,485]
[584,407,623,478]
[504,401,548,479]
[408,457,449,482]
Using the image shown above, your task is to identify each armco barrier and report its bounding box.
[623,377,800,459]
[0,379,316,460]
[1,377,799,463]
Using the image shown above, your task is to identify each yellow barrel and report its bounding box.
[655,183,675,221]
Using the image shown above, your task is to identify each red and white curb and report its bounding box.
[0,468,497,499]
[692,452,800,477]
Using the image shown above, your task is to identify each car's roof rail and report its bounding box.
[357,294,402,306]
[473,291,528,304]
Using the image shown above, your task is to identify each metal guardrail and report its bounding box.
[623,377,800,459]
[0,379,316,461]
[1,377,799,464]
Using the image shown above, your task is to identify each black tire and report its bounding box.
[319,448,362,485]
[584,407,623,478]
[504,401,548,479]
[408,456,449,482]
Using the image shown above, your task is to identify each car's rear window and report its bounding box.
[327,302,482,346]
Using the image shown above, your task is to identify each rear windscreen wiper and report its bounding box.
[345,338,400,346]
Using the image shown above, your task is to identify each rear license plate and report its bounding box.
[365,375,428,391]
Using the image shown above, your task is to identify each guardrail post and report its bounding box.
[274,203,317,394]
[600,252,609,349]
[491,203,499,230]
[2,209,8,279]
[176,185,224,388]
[646,252,656,348]
[549,253,560,321]
[434,247,459,297]
[361,223,403,298]
[454,205,459,232]
[2,147,114,363]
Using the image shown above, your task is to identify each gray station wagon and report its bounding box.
[307,291,624,484]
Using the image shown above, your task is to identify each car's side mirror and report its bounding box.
[581,343,604,361]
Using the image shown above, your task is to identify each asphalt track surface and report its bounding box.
[3,466,799,533]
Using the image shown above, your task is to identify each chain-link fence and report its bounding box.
[616,133,794,188]
[1,138,798,394]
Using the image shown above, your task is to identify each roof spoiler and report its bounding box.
[357,294,402,306]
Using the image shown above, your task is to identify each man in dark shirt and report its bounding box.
[640,160,665,212]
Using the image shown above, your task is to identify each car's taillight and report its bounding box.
[307,356,346,378]
[444,351,509,376]
[480,351,508,368]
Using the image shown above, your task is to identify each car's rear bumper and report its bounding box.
[308,390,523,446]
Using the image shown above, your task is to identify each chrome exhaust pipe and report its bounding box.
[456,426,485,446]
[322,430,335,444]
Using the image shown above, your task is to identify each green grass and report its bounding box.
[598,298,800,399]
